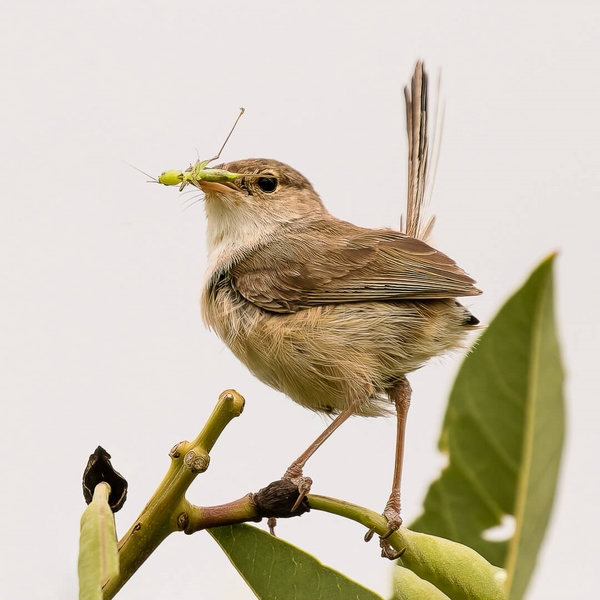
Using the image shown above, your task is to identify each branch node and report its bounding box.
[184,449,210,473]
[170,441,187,459]
[177,512,189,530]
[254,480,311,518]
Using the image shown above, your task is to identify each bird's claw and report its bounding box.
[289,476,312,512]
[282,464,313,513]
[382,505,402,535]
[364,509,403,558]
[380,538,406,561]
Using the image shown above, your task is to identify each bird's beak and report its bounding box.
[198,180,240,194]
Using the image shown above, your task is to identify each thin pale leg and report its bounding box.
[365,377,411,559]
[283,400,361,511]
[383,377,412,535]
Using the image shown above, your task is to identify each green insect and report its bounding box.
[134,108,247,191]
[157,160,242,191]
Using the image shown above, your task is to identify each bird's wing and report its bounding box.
[229,220,481,313]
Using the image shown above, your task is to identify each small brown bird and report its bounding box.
[198,63,480,557]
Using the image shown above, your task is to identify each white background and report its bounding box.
[1,2,598,598]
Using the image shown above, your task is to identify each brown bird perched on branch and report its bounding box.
[198,62,480,558]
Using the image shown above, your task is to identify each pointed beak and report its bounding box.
[198,180,240,194]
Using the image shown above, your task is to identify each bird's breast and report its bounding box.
[200,269,477,417]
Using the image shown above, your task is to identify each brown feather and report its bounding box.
[229,219,480,314]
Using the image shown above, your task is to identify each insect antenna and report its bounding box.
[203,107,245,167]
[123,160,159,183]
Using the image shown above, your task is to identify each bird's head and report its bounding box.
[197,159,328,254]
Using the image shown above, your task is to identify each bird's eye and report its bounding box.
[257,176,277,193]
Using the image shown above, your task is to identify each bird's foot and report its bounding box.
[381,504,402,539]
[379,538,406,560]
[364,504,405,560]
[282,464,313,512]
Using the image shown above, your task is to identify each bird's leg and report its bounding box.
[283,401,360,512]
[365,377,411,559]
[383,376,412,535]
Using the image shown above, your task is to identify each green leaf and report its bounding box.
[209,524,383,600]
[410,255,565,599]
[78,482,119,600]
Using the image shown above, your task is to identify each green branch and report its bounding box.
[309,495,506,600]
[101,390,245,599]
[97,390,505,600]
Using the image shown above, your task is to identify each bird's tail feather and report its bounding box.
[401,60,443,242]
